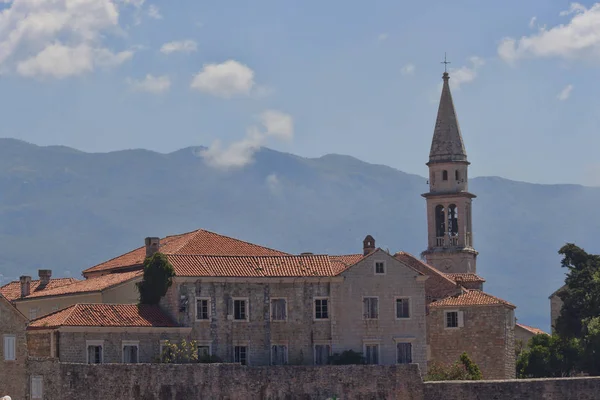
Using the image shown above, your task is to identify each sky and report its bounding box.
[0,0,599,186]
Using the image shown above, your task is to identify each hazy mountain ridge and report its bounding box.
[1,138,599,331]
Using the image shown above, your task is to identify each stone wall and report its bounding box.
[28,331,52,357]
[0,296,28,400]
[27,359,424,400]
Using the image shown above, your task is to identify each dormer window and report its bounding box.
[442,170,448,181]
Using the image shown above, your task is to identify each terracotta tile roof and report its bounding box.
[28,304,178,329]
[83,229,289,276]
[394,252,459,301]
[19,271,142,300]
[0,278,79,301]
[429,290,516,309]
[445,273,486,283]
[516,323,547,336]
[329,254,364,274]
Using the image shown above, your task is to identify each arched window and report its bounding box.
[455,170,459,181]
[448,204,458,237]
[442,170,448,181]
[435,205,445,238]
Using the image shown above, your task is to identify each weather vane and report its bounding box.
[441,52,451,73]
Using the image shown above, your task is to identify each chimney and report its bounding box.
[145,237,160,257]
[20,276,32,298]
[363,235,376,256]
[38,269,52,288]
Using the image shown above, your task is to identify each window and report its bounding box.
[122,341,139,363]
[445,311,460,328]
[363,297,379,319]
[233,299,248,321]
[86,341,103,364]
[270,298,287,321]
[396,298,410,319]
[442,170,448,180]
[375,261,385,274]
[196,298,210,320]
[3,334,16,361]
[31,375,43,399]
[435,205,446,239]
[314,344,331,365]
[197,345,211,361]
[396,342,412,364]
[29,308,37,320]
[314,298,329,320]
[365,344,379,365]
[271,345,288,365]
[234,345,247,365]
[455,170,459,181]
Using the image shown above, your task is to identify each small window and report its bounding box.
[396,342,412,364]
[87,342,103,364]
[271,298,287,321]
[122,342,139,363]
[363,297,379,319]
[442,170,448,181]
[3,334,16,361]
[271,345,288,365]
[31,375,43,399]
[234,345,247,365]
[314,298,329,320]
[29,308,37,320]
[233,299,248,321]
[375,261,385,274]
[446,311,459,328]
[314,344,331,365]
[365,344,379,365]
[396,298,410,319]
[455,170,459,180]
[196,298,210,320]
[197,345,211,361]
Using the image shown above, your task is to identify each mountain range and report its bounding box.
[1,137,599,331]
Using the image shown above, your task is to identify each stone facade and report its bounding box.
[0,295,28,400]
[427,305,516,379]
[549,285,565,332]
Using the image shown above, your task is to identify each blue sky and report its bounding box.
[1,0,599,185]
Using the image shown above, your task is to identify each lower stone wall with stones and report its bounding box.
[27,359,424,400]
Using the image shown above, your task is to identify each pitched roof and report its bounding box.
[429,290,516,309]
[516,323,547,336]
[329,254,365,275]
[394,252,458,300]
[17,271,141,300]
[429,72,468,164]
[27,304,178,329]
[0,278,79,301]
[445,273,486,283]
[83,229,289,276]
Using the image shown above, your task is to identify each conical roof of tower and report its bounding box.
[429,72,468,164]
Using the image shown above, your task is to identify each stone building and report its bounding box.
[515,323,548,349]
[0,293,28,400]
[549,285,566,332]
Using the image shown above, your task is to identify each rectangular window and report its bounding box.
[396,298,410,319]
[271,345,288,365]
[314,344,331,365]
[396,342,412,364]
[234,299,248,320]
[375,261,385,274]
[87,341,103,364]
[196,298,210,320]
[446,311,459,328]
[3,335,16,361]
[271,298,287,321]
[31,375,43,399]
[122,341,139,363]
[29,308,37,320]
[234,345,247,365]
[365,344,379,365]
[363,297,379,319]
[197,346,211,361]
[314,298,329,320]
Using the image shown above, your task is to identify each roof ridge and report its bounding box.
[170,253,330,258]
[196,229,290,255]
[395,251,456,284]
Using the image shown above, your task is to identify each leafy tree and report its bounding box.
[460,352,483,380]
[329,350,365,365]
[137,252,175,305]
[160,339,198,364]
[425,352,482,381]
[516,334,581,378]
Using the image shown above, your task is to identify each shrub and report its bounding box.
[329,350,365,365]
[137,252,175,305]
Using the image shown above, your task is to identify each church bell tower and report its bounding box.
[421,71,478,274]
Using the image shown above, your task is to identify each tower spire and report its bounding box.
[428,71,468,164]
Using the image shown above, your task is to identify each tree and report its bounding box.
[425,352,483,381]
[160,339,198,364]
[516,334,581,378]
[137,252,175,305]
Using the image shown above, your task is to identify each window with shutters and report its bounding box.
[271,344,288,365]
[364,344,379,365]
[234,345,248,365]
[270,298,287,321]
[3,334,16,361]
[314,297,329,320]
[196,298,210,320]
[363,297,379,319]
[396,342,412,364]
[445,310,464,329]
[233,298,248,321]
[31,375,43,399]
[197,345,211,361]
[314,344,331,365]
[86,340,103,364]
[122,341,139,363]
[396,298,410,319]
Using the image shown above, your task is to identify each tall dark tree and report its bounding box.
[137,252,175,305]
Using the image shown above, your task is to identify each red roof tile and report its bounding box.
[394,252,459,301]
[429,290,516,309]
[28,304,178,329]
[0,278,79,301]
[445,273,486,283]
[516,323,547,335]
[329,254,364,274]
[83,229,289,276]
[20,271,141,300]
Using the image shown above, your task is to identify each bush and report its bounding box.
[160,339,198,364]
[329,350,365,365]
[425,352,483,381]
[137,252,175,305]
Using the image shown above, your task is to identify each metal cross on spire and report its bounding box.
[441,52,451,73]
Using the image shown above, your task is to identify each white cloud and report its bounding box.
[377,33,388,41]
[147,4,162,19]
[498,3,600,64]
[127,74,171,93]
[200,110,294,170]
[0,0,137,78]
[447,56,485,90]
[557,84,573,100]
[190,60,255,98]
[265,173,281,194]
[401,63,415,75]
[160,40,197,54]
[529,16,537,28]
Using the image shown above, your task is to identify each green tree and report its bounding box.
[137,252,175,305]
[160,339,198,364]
[517,334,581,378]
[425,352,483,381]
